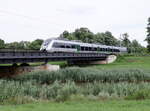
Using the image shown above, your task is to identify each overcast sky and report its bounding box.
[0,0,149,46]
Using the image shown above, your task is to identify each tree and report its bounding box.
[5,41,31,49]
[19,41,31,49]
[28,39,43,50]
[131,40,143,53]
[0,38,5,48]
[60,28,119,45]
[60,27,144,54]
[94,33,105,44]
[145,17,150,52]
[60,30,75,40]
[121,33,131,47]
[5,42,22,49]
[103,31,119,46]
[121,33,131,53]
[61,28,94,43]
[73,28,94,43]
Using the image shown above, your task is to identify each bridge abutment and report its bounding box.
[0,64,60,78]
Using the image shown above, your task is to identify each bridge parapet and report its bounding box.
[0,51,108,64]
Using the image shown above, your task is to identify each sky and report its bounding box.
[0,0,149,46]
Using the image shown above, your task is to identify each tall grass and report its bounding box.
[1,67,150,104]
[1,79,150,103]
[12,67,150,83]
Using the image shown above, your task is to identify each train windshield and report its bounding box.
[43,39,52,46]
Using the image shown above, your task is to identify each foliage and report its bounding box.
[12,67,150,83]
[2,64,150,104]
[1,39,43,50]
[1,78,150,104]
[121,33,131,47]
[5,41,30,49]
[60,28,146,53]
[125,89,150,100]
[145,17,150,52]
[2,96,36,105]
[0,38,5,48]
[130,40,144,53]
[28,39,43,50]
[61,28,119,46]
[0,27,146,53]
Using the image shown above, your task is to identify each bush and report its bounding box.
[56,81,77,102]
[1,96,36,105]
[125,89,150,100]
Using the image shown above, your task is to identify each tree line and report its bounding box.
[0,39,43,50]
[1,21,149,53]
[60,28,145,53]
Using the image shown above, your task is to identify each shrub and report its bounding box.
[1,96,36,105]
[56,81,77,102]
[125,89,150,100]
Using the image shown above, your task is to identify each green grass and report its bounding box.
[1,100,150,111]
[1,55,150,110]
[91,56,150,70]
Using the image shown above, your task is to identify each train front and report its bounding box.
[40,39,53,51]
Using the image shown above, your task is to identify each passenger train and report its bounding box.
[40,38,127,54]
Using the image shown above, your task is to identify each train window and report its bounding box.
[71,45,76,49]
[76,45,81,51]
[97,47,101,51]
[52,42,59,48]
[100,48,103,51]
[85,47,89,51]
[60,45,65,48]
[43,40,51,46]
[81,47,84,51]
[65,44,71,48]
[65,43,72,48]
[66,46,71,48]
[117,49,120,52]
[114,49,120,52]
[94,47,97,51]
[89,47,92,51]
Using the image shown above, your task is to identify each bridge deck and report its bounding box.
[0,51,108,64]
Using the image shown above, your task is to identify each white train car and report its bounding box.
[40,38,127,54]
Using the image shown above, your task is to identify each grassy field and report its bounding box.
[1,100,150,111]
[1,55,150,111]
[90,56,150,70]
